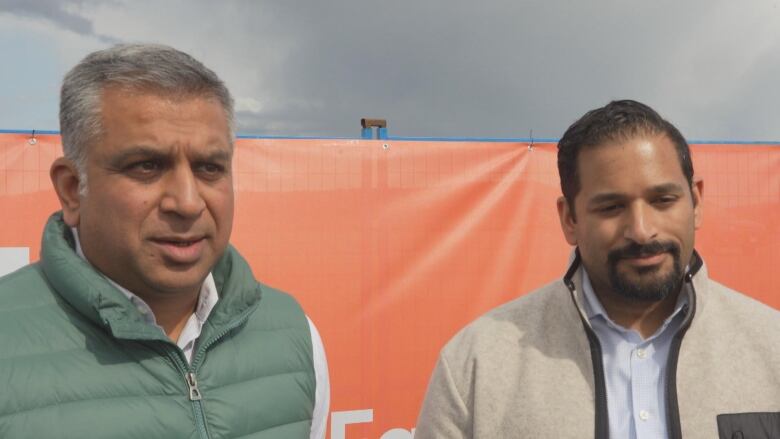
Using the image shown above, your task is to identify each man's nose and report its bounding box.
[623,202,658,244]
[159,165,206,218]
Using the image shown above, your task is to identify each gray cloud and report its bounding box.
[0,0,118,42]
[209,0,780,140]
[2,0,780,140]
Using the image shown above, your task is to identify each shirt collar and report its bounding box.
[70,227,218,326]
[581,267,689,333]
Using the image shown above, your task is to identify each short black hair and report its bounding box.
[557,99,694,220]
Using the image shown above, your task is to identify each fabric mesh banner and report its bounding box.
[1,133,778,438]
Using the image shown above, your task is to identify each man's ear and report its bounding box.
[557,196,578,246]
[50,157,83,227]
[692,176,704,229]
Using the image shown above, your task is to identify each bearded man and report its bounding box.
[415,100,780,439]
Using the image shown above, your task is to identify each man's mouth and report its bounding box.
[622,252,668,267]
[608,241,680,271]
[161,240,201,247]
[151,237,206,264]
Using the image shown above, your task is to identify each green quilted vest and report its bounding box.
[0,212,316,438]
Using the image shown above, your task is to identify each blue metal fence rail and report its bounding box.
[1,128,779,145]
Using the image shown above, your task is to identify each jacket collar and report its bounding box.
[40,212,262,341]
[562,247,708,321]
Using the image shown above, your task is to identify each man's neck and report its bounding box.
[137,289,199,341]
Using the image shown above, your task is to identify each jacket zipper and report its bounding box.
[563,259,610,439]
[665,270,698,439]
[582,321,609,439]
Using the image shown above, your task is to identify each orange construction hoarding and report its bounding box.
[1,133,778,438]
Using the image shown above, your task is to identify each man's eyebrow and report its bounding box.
[588,192,626,206]
[107,146,232,164]
[647,183,685,194]
[192,150,232,162]
[587,183,687,207]
[108,146,169,164]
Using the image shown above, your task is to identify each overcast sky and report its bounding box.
[1,0,779,140]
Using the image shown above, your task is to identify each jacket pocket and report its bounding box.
[717,412,780,439]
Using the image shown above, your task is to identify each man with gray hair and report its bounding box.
[0,43,329,438]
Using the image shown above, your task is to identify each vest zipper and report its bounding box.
[190,304,257,370]
[164,348,211,439]
[186,372,202,400]
[188,375,210,439]
[157,299,259,439]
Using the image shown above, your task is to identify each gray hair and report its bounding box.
[59,43,235,191]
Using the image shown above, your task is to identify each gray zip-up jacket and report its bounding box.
[415,251,780,439]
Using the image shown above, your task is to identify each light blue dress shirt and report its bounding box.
[581,270,689,439]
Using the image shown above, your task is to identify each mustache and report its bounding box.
[608,241,680,264]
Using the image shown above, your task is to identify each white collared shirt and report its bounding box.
[72,228,329,439]
[581,269,688,439]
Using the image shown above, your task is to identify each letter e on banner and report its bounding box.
[331,409,373,439]
[330,409,415,439]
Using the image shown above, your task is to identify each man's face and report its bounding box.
[558,134,702,301]
[67,87,234,299]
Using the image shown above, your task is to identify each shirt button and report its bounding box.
[636,348,647,359]
[639,410,650,421]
